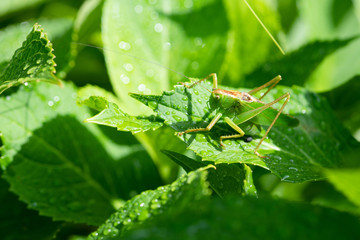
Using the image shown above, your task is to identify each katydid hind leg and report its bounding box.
[254,92,291,158]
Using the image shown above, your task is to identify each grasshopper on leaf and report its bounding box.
[178,73,299,158]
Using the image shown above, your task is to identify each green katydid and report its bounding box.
[177,73,299,158]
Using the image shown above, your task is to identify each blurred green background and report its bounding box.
[1,0,360,239]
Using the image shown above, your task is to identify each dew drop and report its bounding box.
[173,116,182,121]
[36,59,41,64]
[320,121,327,130]
[48,100,54,107]
[154,23,164,33]
[289,167,298,171]
[120,74,130,84]
[27,66,37,75]
[146,69,154,77]
[134,4,143,13]
[118,41,131,50]
[150,11,159,20]
[191,61,199,69]
[163,42,171,50]
[138,83,146,92]
[53,96,60,102]
[124,63,134,72]
[144,88,151,94]
[123,218,132,225]
[24,82,29,86]
[6,96,11,101]
[184,0,193,8]
[194,37,203,46]
[23,63,30,70]
[281,175,290,181]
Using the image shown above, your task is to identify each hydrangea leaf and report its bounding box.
[0,23,62,94]
[121,196,360,240]
[83,96,163,134]
[0,82,163,225]
[88,168,211,239]
[161,149,257,197]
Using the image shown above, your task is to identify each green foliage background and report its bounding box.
[0,0,359,239]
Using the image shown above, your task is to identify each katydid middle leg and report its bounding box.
[219,117,245,146]
[248,75,282,100]
[181,73,218,90]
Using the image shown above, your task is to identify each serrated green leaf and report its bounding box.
[0,22,35,71]
[0,23,62,94]
[0,175,60,240]
[38,18,75,78]
[122,196,360,240]
[131,79,359,182]
[88,168,211,239]
[161,150,255,197]
[84,96,163,134]
[160,149,204,173]
[243,164,257,196]
[0,82,163,225]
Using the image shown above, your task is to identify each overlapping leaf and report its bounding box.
[161,150,257,197]
[131,79,359,182]
[88,168,211,239]
[0,82,163,225]
[121,196,360,240]
[83,96,163,134]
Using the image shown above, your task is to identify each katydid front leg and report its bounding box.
[180,73,218,90]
